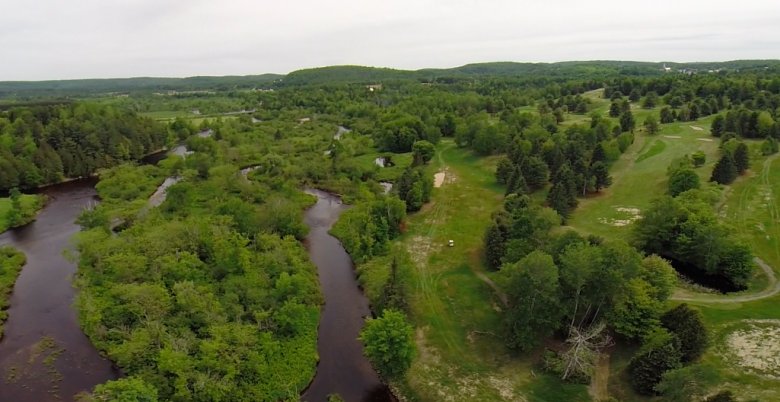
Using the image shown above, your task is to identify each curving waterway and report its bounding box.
[0,179,118,401]
[0,144,394,401]
[301,189,394,402]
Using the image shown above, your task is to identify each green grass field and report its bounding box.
[566,110,780,400]
[0,194,44,233]
[568,118,720,240]
[360,140,588,401]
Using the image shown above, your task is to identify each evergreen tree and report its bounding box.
[591,144,607,164]
[506,165,528,196]
[378,258,408,313]
[642,91,659,109]
[495,158,514,185]
[660,107,675,124]
[485,222,507,270]
[620,111,636,133]
[609,101,621,117]
[628,330,683,395]
[643,115,660,135]
[525,156,550,189]
[710,154,738,184]
[547,165,578,219]
[732,142,750,174]
[710,114,725,137]
[660,304,708,362]
[591,161,612,191]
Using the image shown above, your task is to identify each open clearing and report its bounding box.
[390,140,588,401]
[726,320,780,378]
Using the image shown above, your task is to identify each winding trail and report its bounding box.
[672,154,780,304]
[588,353,611,402]
[671,257,780,303]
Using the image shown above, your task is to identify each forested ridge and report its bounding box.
[0,103,167,191]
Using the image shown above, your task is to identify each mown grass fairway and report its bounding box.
[568,117,720,240]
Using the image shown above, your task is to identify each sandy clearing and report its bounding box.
[663,135,682,139]
[689,125,704,131]
[697,138,714,142]
[598,206,642,227]
[726,321,780,376]
[434,172,446,188]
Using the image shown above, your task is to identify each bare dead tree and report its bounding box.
[561,321,613,381]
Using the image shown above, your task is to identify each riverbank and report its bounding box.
[301,189,394,402]
[0,179,118,401]
[0,247,25,339]
[0,194,45,234]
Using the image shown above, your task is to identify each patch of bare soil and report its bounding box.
[434,172,446,188]
[726,320,780,378]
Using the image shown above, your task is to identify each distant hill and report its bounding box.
[0,74,283,99]
[280,60,780,86]
[2,60,779,98]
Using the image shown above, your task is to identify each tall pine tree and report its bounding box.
[710,154,738,184]
[733,142,750,174]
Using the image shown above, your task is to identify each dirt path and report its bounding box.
[475,272,508,307]
[588,353,611,401]
[671,257,780,303]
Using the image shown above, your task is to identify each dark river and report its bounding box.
[0,161,393,401]
[0,179,118,401]
[301,189,394,402]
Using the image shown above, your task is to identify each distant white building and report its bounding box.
[663,64,672,72]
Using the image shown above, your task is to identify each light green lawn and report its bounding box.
[568,117,720,240]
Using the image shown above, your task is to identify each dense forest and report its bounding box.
[0,103,167,191]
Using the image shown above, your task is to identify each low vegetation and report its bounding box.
[0,246,26,338]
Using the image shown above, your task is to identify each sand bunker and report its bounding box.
[697,138,714,142]
[726,320,780,377]
[598,206,642,227]
[689,125,704,131]
[434,172,446,188]
[663,135,682,139]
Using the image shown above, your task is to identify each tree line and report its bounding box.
[0,103,167,191]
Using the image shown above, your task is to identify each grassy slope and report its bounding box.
[377,140,588,401]
[0,194,44,233]
[568,117,720,240]
[566,105,780,400]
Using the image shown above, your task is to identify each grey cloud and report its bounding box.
[1,0,778,80]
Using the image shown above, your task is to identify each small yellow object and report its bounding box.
[448,240,454,247]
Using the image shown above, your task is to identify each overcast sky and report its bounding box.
[2,0,779,80]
